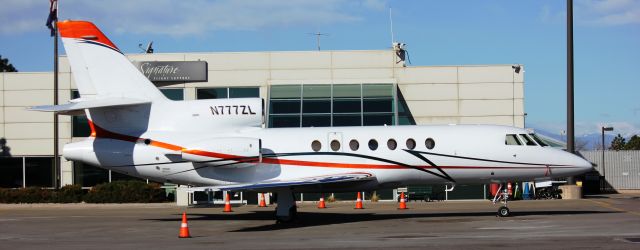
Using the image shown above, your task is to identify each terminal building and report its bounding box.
[0,48,525,202]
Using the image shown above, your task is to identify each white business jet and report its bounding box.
[32,21,592,222]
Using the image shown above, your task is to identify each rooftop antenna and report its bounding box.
[389,7,395,44]
[138,41,154,53]
[307,32,329,51]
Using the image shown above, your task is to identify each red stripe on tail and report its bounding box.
[57,20,119,51]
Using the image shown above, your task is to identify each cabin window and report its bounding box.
[505,134,522,145]
[387,139,397,150]
[311,140,322,152]
[406,138,416,150]
[330,140,341,151]
[349,139,360,151]
[519,134,537,146]
[368,139,379,150]
[425,138,435,150]
[529,134,549,147]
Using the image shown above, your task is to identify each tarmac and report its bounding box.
[1,194,640,249]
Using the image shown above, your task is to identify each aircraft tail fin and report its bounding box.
[57,20,166,101]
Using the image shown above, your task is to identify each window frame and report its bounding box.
[519,134,538,146]
[505,134,523,146]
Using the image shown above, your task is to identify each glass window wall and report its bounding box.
[0,157,23,188]
[198,87,259,99]
[268,84,395,128]
[73,162,109,187]
[160,88,184,100]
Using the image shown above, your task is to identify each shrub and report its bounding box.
[0,187,54,203]
[83,180,166,203]
[55,185,84,203]
[0,182,166,203]
[326,193,336,202]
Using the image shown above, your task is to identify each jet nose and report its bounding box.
[572,154,595,173]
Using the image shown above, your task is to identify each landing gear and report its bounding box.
[492,184,511,217]
[275,189,297,223]
[498,206,510,217]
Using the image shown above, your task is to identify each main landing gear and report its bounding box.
[275,189,297,223]
[492,184,511,217]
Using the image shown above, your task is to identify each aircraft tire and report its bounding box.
[498,206,510,217]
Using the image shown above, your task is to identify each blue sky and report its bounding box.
[1,0,638,137]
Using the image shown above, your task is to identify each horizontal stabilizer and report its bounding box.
[29,97,151,115]
[216,172,376,192]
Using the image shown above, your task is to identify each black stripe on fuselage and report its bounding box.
[99,148,570,182]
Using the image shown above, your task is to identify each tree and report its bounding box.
[609,134,626,150]
[1,55,18,72]
[623,135,640,150]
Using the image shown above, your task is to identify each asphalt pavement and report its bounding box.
[1,194,639,249]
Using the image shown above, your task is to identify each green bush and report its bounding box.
[0,187,54,203]
[0,182,166,203]
[55,185,84,203]
[83,180,166,203]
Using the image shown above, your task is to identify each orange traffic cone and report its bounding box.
[317,194,326,209]
[354,192,364,209]
[259,193,267,207]
[178,212,191,238]
[398,192,408,210]
[223,193,233,212]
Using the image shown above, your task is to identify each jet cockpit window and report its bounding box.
[519,134,537,146]
[505,134,522,145]
[529,133,549,147]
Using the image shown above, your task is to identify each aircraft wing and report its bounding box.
[217,172,376,192]
[29,97,150,115]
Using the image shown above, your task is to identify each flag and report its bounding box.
[46,0,58,36]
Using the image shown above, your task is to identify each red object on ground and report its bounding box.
[398,192,408,210]
[355,192,364,209]
[318,195,326,209]
[258,193,267,207]
[178,212,191,238]
[223,193,233,212]
[490,183,500,196]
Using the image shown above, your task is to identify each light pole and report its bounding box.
[601,126,613,191]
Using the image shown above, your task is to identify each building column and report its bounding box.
[60,159,73,186]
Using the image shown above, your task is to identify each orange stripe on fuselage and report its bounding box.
[57,20,119,51]
[86,120,405,169]
[85,120,567,170]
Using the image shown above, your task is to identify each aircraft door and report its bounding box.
[327,132,343,152]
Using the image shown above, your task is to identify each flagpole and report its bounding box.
[53,6,60,188]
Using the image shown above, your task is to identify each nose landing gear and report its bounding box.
[492,183,511,217]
